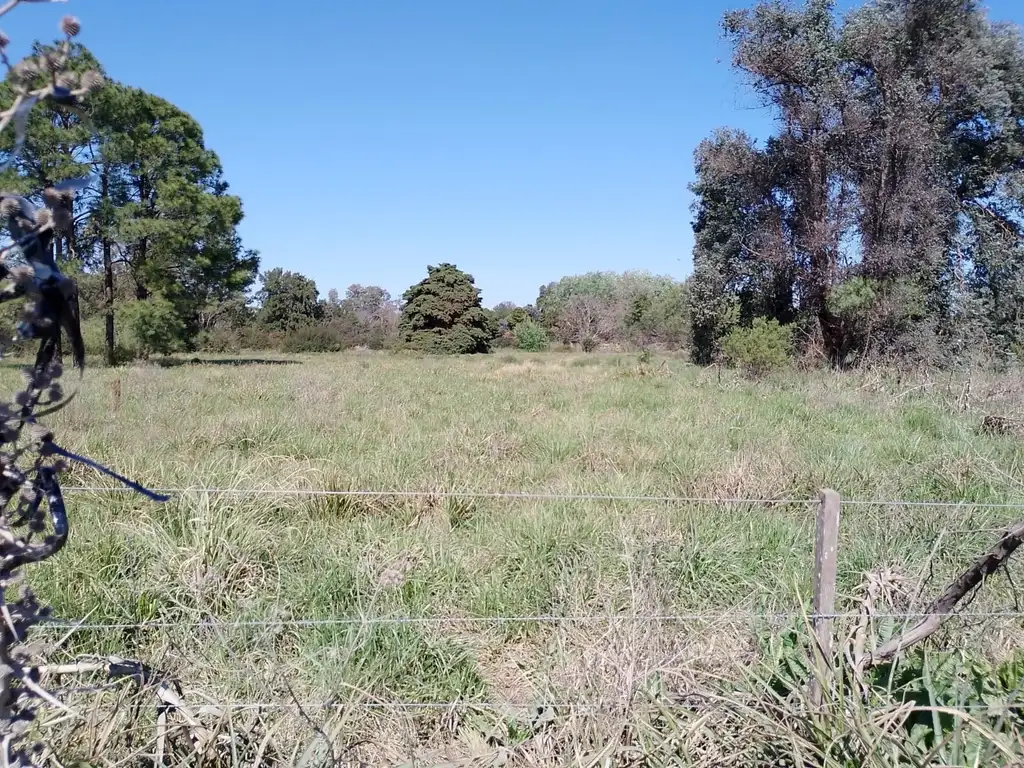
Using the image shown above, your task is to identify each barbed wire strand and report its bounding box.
[48,697,1020,714]
[56,485,1024,510]
[39,610,1024,632]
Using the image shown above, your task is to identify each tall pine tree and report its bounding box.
[398,263,495,354]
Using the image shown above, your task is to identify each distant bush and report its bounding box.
[721,317,792,376]
[281,325,348,353]
[514,319,549,351]
[81,317,133,365]
[119,296,186,359]
[237,326,281,351]
[581,336,598,353]
[197,326,243,354]
[492,331,516,349]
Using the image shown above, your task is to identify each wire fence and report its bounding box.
[56,484,1024,510]
[40,485,1024,634]
[39,482,1024,746]
[36,610,1024,633]
[42,696,1021,714]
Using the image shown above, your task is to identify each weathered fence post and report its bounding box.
[809,488,841,708]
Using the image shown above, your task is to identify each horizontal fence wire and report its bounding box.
[56,485,1024,509]
[39,610,1024,632]
[45,695,1021,714]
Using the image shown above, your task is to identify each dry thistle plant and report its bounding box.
[0,2,165,764]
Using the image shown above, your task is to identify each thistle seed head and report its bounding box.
[52,207,72,231]
[41,53,61,74]
[42,187,73,209]
[79,70,103,92]
[0,198,22,218]
[55,72,78,91]
[60,16,81,38]
[8,266,32,286]
[26,424,51,444]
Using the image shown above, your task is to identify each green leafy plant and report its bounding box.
[513,318,549,351]
[398,262,496,354]
[721,316,792,376]
[281,324,346,353]
[118,294,186,359]
[744,619,1024,767]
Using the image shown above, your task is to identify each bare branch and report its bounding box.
[867,520,1024,667]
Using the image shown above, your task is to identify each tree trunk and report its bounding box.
[102,169,115,366]
[134,238,149,300]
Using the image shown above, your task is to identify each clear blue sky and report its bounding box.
[4,1,1023,306]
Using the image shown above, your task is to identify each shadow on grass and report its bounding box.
[153,357,302,368]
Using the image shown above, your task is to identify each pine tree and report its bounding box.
[398,263,495,354]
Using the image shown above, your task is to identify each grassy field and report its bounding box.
[17,351,1024,765]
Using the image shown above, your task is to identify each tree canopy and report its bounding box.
[689,0,1024,367]
[256,268,323,333]
[0,44,259,363]
[398,263,494,354]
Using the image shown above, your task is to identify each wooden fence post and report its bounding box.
[809,488,841,708]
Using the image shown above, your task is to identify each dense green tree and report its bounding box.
[0,41,101,260]
[690,0,1024,366]
[256,268,323,332]
[119,293,186,359]
[536,270,690,349]
[1,46,259,365]
[398,263,495,354]
[91,84,258,333]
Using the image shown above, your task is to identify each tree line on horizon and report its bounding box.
[3,0,1024,373]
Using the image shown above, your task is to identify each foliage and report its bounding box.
[513,318,548,351]
[256,268,322,333]
[280,325,347,354]
[751,623,1024,766]
[81,315,133,364]
[537,270,689,348]
[398,262,495,354]
[118,294,186,358]
[721,317,792,376]
[689,0,1024,366]
[0,47,259,363]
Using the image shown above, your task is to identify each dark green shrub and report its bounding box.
[81,317,134,365]
[493,331,516,349]
[721,317,791,376]
[580,336,598,353]
[236,326,281,351]
[198,326,243,354]
[398,263,495,354]
[281,325,347,353]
